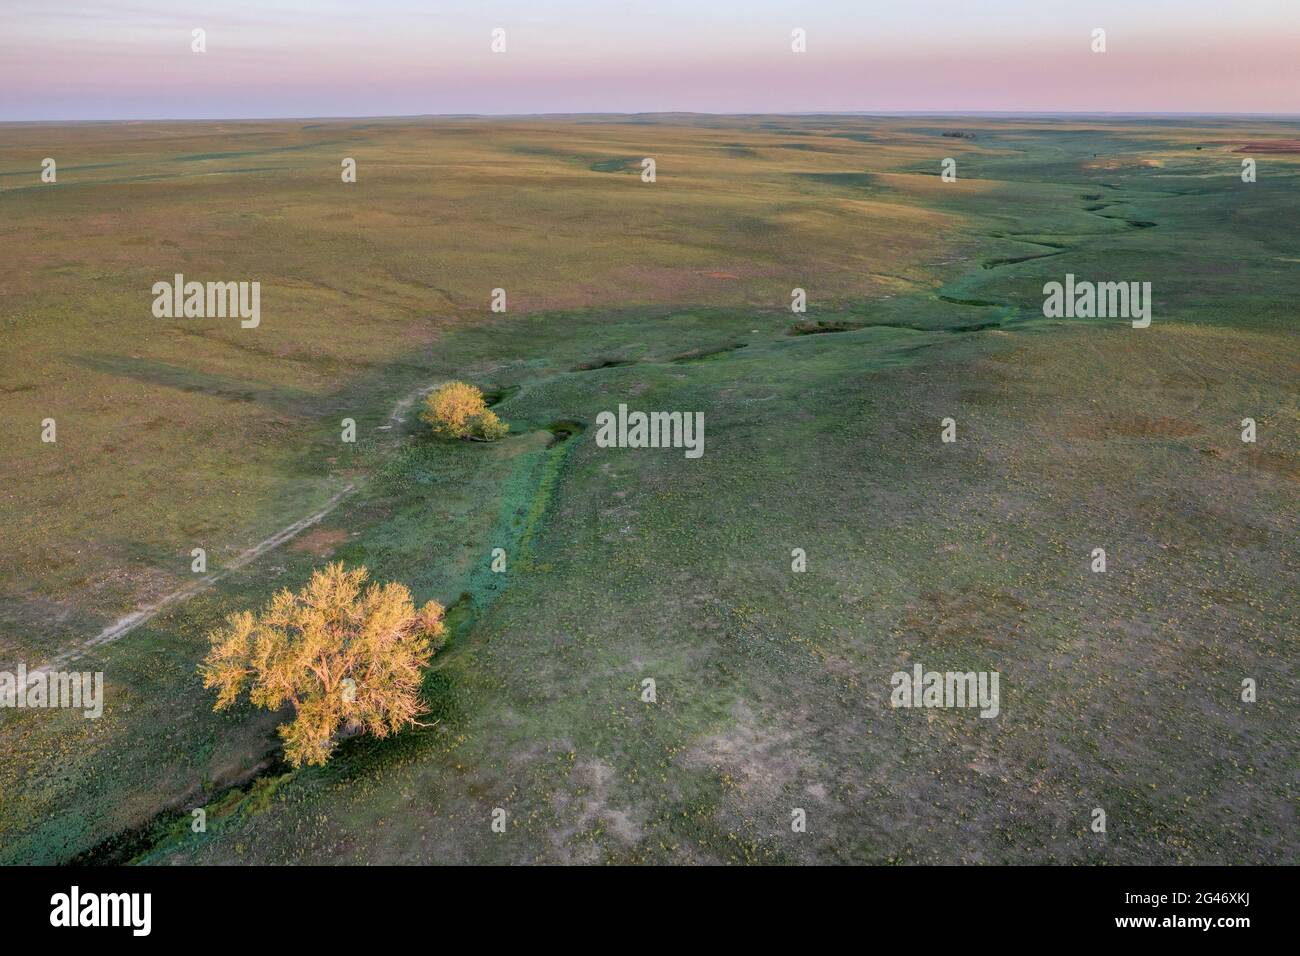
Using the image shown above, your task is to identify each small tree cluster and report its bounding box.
[201,562,447,767]
[421,381,508,441]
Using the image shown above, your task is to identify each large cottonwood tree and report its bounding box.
[201,562,446,767]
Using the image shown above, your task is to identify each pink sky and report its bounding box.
[3,0,1298,120]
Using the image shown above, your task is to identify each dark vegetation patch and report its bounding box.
[589,157,641,173]
[982,251,1066,269]
[441,592,476,644]
[938,294,1007,308]
[482,384,521,407]
[508,145,572,160]
[987,233,1071,249]
[174,141,340,162]
[73,756,291,865]
[799,171,878,190]
[948,321,1002,333]
[571,357,638,371]
[790,318,1003,336]
[546,419,586,445]
[786,319,868,336]
[669,343,746,362]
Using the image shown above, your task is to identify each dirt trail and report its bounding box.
[34,380,440,672]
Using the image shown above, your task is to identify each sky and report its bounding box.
[2,0,1298,121]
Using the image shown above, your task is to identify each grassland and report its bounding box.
[0,115,1296,864]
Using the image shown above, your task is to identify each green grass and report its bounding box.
[0,115,1296,865]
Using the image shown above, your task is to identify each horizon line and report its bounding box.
[6,110,1300,126]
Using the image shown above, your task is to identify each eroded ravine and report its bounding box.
[75,410,587,865]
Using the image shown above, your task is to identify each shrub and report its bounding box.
[200,562,446,768]
[421,381,508,441]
